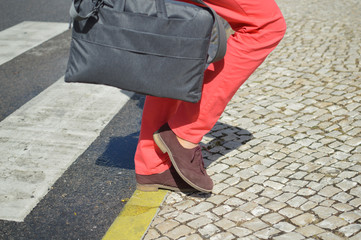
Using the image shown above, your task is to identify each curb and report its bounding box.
[103,190,168,240]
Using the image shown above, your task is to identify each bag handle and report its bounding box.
[69,0,227,63]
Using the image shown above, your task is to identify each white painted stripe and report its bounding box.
[0,21,68,65]
[0,78,134,222]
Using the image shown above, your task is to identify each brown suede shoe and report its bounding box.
[153,123,213,193]
[136,166,195,192]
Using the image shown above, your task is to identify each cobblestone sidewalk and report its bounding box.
[143,0,361,239]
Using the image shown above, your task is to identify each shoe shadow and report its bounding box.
[95,93,145,170]
[95,131,139,169]
[201,122,253,168]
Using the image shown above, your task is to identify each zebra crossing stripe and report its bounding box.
[0,78,133,222]
[0,21,68,65]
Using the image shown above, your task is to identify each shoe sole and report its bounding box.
[153,131,212,193]
[136,183,195,192]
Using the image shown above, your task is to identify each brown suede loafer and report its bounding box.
[136,166,195,192]
[153,123,213,193]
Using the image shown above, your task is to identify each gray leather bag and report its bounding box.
[65,0,227,103]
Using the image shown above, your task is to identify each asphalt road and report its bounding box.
[0,0,71,31]
[0,1,142,239]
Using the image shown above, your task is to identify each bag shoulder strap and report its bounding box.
[190,0,227,63]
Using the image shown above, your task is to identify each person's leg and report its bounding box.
[134,96,181,175]
[134,0,287,180]
[169,0,287,144]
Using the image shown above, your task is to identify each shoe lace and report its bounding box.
[191,146,206,175]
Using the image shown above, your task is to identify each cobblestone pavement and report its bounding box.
[143,0,361,239]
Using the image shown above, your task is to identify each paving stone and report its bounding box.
[336,180,357,191]
[198,224,221,238]
[165,193,184,204]
[187,216,213,229]
[212,183,230,194]
[282,185,301,193]
[287,196,308,208]
[296,225,325,237]
[165,225,195,239]
[224,210,254,222]
[247,184,266,194]
[275,193,296,202]
[162,209,181,219]
[332,192,354,203]
[338,224,361,237]
[274,221,297,232]
[291,213,317,226]
[224,176,241,186]
[238,202,259,212]
[183,234,203,240]
[209,232,235,240]
[261,187,283,199]
[254,227,280,239]
[297,188,317,196]
[264,200,287,211]
[214,218,236,230]
[317,232,344,240]
[317,216,348,230]
[143,229,160,240]
[155,237,170,240]
[205,195,228,205]
[349,198,361,207]
[199,211,221,222]
[350,186,361,197]
[212,205,233,216]
[236,191,258,201]
[151,216,165,227]
[304,173,324,182]
[273,232,305,240]
[339,211,361,223]
[212,173,231,183]
[251,206,270,217]
[242,218,269,231]
[261,212,285,224]
[187,202,214,214]
[175,212,198,223]
[279,207,303,218]
[224,197,245,206]
[174,200,196,211]
[237,181,254,190]
[300,201,317,211]
[228,227,252,238]
[263,180,285,190]
[156,219,180,234]
[221,187,241,196]
[350,231,361,240]
[332,203,354,212]
[309,195,327,204]
[253,196,269,205]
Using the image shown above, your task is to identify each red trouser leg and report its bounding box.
[134,0,287,175]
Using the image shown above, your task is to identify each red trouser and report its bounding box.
[134,0,287,175]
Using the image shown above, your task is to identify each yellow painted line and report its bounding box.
[103,189,168,240]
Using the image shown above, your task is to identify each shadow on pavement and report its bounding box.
[202,122,253,167]
[96,131,139,170]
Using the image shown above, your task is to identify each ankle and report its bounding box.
[176,136,198,149]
